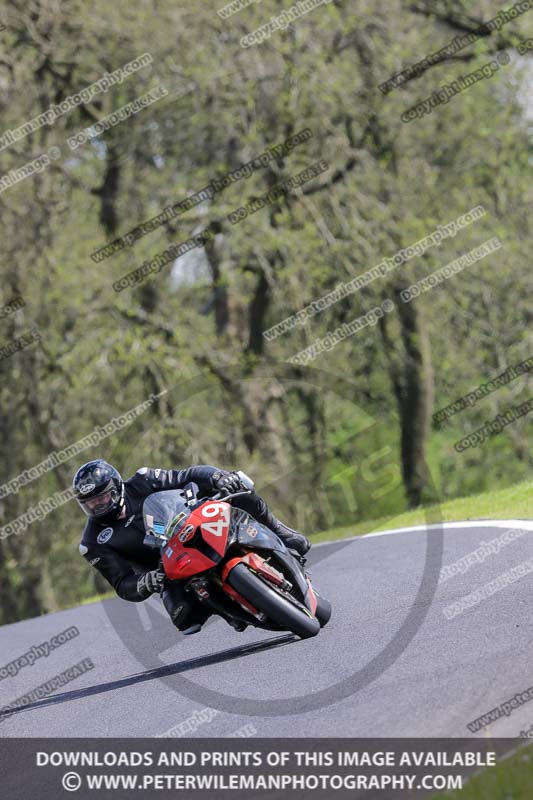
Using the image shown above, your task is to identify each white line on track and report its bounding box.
[313,519,533,548]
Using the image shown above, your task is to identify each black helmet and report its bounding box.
[72,459,124,520]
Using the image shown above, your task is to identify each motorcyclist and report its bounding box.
[74,460,311,635]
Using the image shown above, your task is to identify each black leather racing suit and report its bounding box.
[79,466,295,631]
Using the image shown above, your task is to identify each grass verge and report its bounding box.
[314,479,532,543]
[432,743,533,799]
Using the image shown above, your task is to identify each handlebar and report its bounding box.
[211,469,255,502]
[211,488,253,502]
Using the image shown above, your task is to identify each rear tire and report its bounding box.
[228,563,320,639]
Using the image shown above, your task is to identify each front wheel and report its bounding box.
[314,591,332,628]
[228,563,320,639]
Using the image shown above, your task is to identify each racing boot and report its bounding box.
[162,585,211,633]
[264,514,311,557]
[235,491,311,557]
[224,617,248,632]
[182,624,203,635]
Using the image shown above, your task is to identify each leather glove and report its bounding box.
[137,568,165,597]
[211,469,245,496]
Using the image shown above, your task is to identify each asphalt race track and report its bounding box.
[1,520,532,738]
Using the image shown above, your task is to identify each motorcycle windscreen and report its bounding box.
[142,489,191,538]
[232,509,287,551]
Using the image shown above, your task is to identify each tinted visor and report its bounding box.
[77,483,120,518]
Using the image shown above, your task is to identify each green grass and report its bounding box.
[314,479,533,543]
[432,742,533,799]
[77,591,113,606]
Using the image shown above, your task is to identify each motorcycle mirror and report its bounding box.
[235,470,254,489]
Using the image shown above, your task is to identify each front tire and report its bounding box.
[228,563,320,639]
[314,591,332,627]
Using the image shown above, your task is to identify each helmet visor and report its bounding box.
[77,484,120,518]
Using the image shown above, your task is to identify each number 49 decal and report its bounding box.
[201,503,229,537]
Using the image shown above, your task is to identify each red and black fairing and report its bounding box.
[143,488,318,628]
[162,500,231,579]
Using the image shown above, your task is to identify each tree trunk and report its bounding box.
[379,293,434,507]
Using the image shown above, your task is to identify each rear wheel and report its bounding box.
[228,563,320,639]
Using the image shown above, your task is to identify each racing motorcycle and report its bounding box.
[142,472,331,639]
